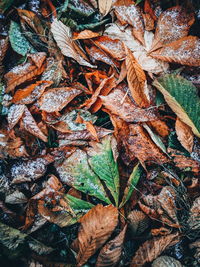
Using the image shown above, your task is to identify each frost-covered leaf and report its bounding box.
[51,19,96,68]
[28,239,54,255]
[152,256,183,267]
[120,163,142,208]
[87,135,119,206]
[38,87,82,112]
[153,74,200,137]
[76,204,118,266]
[150,36,200,66]
[7,104,25,130]
[98,0,113,16]
[9,21,36,56]
[5,190,28,204]
[175,118,194,153]
[96,225,127,267]
[56,149,111,204]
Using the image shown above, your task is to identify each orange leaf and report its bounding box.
[148,120,169,137]
[73,30,99,40]
[113,0,145,46]
[130,233,179,267]
[76,204,118,266]
[96,225,127,267]
[5,52,46,93]
[150,36,200,66]
[38,87,82,112]
[144,0,157,21]
[150,6,195,52]
[12,80,53,104]
[175,118,194,153]
[125,46,150,108]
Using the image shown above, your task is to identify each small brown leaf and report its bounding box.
[175,118,194,153]
[114,0,145,46]
[7,104,26,130]
[125,46,150,108]
[150,36,200,66]
[128,210,150,236]
[38,87,82,112]
[76,204,118,267]
[130,233,180,267]
[86,45,116,66]
[21,107,48,142]
[96,225,127,267]
[5,53,46,93]
[98,0,113,17]
[73,30,99,40]
[148,120,169,137]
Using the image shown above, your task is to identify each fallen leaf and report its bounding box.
[147,120,169,137]
[125,46,149,108]
[130,233,179,267]
[175,117,194,153]
[86,45,116,66]
[128,210,150,236]
[5,52,46,93]
[76,204,118,266]
[73,30,99,40]
[188,196,200,230]
[153,74,200,137]
[96,225,127,267]
[21,106,48,142]
[7,104,26,130]
[98,0,113,16]
[150,36,200,66]
[51,19,96,68]
[113,0,145,46]
[38,87,82,112]
[152,256,183,267]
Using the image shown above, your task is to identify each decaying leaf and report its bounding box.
[73,30,99,40]
[96,225,127,267]
[98,0,113,17]
[188,196,200,230]
[130,233,179,267]
[7,104,26,130]
[154,74,200,137]
[175,118,194,153]
[128,210,150,236]
[125,46,149,108]
[76,204,118,266]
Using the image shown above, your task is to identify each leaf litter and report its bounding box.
[0,0,200,266]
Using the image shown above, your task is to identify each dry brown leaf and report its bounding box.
[130,233,180,267]
[93,36,125,60]
[143,13,155,31]
[175,118,194,153]
[38,87,82,112]
[144,0,157,21]
[148,120,169,137]
[73,30,99,40]
[125,124,168,165]
[51,19,96,68]
[7,104,26,130]
[4,53,46,93]
[100,86,157,123]
[128,210,149,236]
[98,0,113,16]
[12,81,53,104]
[151,6,195,52]
[113,0,145,46]
[96,225,127,267]
[188,196,200,230]
[86,45,116,66]
[125,46,149,108]
[150,36,200,66]
[190,239,200,263]
[76,204,118,267]
[21,106,47,142]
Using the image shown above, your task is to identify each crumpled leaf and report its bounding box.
[38,87,82,112]
[125,46,149,108]
[56,149,111,203]
[151,6,195,52]
[75,204,118,267]
[175,118,194,153]
[120,163,142,208]
[96,225,127,267]
[100,86,158,123]
[21,106,47,142]
[130,233,180,267]
[153,74,200,137]
[87,135,119,206]
[113,0,145,46]
[150,36,200,66]
[4,52,46,93]
[104,24,169,74]
[9,21,36,56]
[51,19,96,68]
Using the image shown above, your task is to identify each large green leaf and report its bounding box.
[87,136,120,206]
[56,149,111,204]
[153,74,200,137]
[119,163,142,208]
[9,21,36,56]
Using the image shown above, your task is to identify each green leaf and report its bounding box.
[119,163,142,208]
[135,0,144,5]
[9,21,36,56]
[56,149,111,204]
[87,136,120,206]
[0,0,14,12]
[153,74,200,137]
[65,194,94,212]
